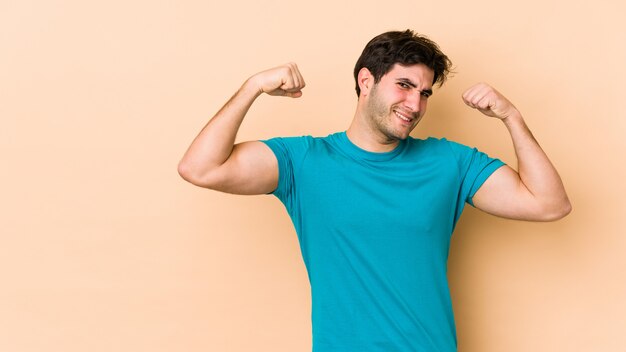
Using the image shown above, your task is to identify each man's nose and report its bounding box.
[404,91,422,113]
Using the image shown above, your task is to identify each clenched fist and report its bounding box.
[248,62,306,98]
[462,83,519,120]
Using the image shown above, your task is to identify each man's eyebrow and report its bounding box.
[396,78,433,96]
[396,78,417,87]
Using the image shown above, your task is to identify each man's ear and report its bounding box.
[357,67,374,96]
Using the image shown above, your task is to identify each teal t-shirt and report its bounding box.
[261,132,505,352]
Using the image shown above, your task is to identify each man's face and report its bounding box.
[364,63,435,141]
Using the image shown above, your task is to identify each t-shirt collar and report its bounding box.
[335,131,407,161]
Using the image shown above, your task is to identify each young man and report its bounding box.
[178,30,571,351]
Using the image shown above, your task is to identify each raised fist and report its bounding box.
[249,62,306,98]
[462,83,518,120]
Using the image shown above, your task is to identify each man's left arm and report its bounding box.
[463,83,572,221]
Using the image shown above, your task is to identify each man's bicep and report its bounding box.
[471,165,542,221]
[208,141,279,195]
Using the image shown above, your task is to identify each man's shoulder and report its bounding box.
[260,132,342,159]
[404,136,481,164]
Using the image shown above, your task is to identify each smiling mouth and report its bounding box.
[394,110,415,124]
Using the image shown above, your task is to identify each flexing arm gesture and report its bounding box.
[178,63,305,194]
[462,83,571,221]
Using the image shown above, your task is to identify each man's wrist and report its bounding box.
[502,109,524,127]
[241,77,264,99]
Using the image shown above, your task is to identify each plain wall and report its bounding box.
[1,0,625,351]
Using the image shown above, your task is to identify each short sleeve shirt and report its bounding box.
[261,131,505,351]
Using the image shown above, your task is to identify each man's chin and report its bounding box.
[382,127,412,142]
[397,133,410,140]
[393,130,412,140]
[392,124,416,140]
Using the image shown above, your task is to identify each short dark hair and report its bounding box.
[353,30,452,96]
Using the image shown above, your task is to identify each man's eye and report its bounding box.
[398,83,409,89]
[421,92,431,98]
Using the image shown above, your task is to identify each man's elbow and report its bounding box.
[177,161,196,184]
[177,161,212,188]
[540,199,572,221]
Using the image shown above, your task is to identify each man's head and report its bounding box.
[353,30,452,97]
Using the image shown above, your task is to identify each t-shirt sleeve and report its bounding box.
[444,138,506,207]
[259,136,311,207]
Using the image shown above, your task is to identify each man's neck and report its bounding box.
[345,113,400,153]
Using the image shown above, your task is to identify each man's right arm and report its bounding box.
[177,63,305,195]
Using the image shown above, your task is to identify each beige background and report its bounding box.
[1,0,625,351]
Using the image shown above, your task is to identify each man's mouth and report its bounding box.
[394,110,415,124]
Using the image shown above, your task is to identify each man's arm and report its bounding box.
[177,63,306,194]
[463,83,572,221]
